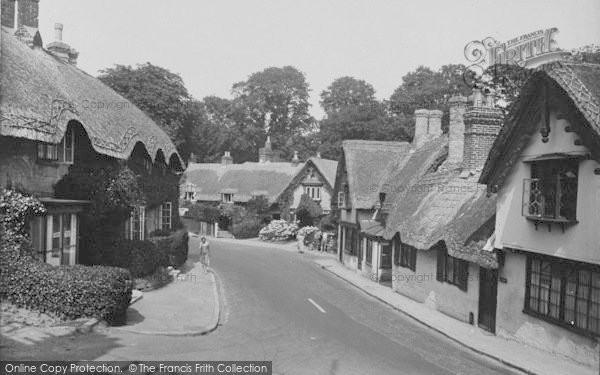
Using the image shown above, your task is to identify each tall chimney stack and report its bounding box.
[447,95,467,166]
[428,109,443,137]
[462,89,503,174]
[47,22,79,65]
[221,151,233,165]
[413,109,429,148]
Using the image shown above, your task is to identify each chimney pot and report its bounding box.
[221,150,233,165]
[54,23,63,41]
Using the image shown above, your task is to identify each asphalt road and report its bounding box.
[2,237,523,375]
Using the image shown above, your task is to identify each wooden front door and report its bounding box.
[478,267,498,333]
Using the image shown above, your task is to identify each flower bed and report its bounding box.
[258,220,298,242]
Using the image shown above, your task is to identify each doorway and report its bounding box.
[478,267,498,333]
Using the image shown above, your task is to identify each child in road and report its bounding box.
[199,236,210,272]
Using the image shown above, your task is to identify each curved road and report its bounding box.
[91,237,521,375]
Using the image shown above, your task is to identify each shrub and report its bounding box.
[1,240,132,325]
[186,202,221,222]
[259,220,298,242]
[231,218,262,239]
[151,229,189,268]
[319,214,337,231]
[100,239,167,278]
[297,226,322,249]
[296,194,323,227]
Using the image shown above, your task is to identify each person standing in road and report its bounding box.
[199,236,210,272]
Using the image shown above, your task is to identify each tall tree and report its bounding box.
[318,77,411,160]
[231,66,316,160]
[98,63,194,160]
[389,64,472,133]
[320,76,377,114]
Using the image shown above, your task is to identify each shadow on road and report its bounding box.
[0,331,123,361]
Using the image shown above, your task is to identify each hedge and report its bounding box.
[1,240,132,325]
[150,229,189,268]
[230,219,262,239]
[99,239,167,279]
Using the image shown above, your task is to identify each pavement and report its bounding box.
[312,257,597,375]
[114,234,220,336]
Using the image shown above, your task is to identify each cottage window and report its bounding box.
[523,159,578,223]
[159,202,172,230]
[128,206,145,240]
[365,238,373,265]
[399,245,417,271]
[222,193,233,203]
[526,255,600,336]
[304,186,321,201]
[436,244,468,291]
[184,191,195,201]
[44,213,77,266]
[37,127,74,163]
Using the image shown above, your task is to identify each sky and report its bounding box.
[38,0,600,119]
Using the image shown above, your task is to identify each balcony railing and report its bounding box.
[522,177,578,223]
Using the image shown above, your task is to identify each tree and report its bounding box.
[231,66,316,161]
[98,63,194,160]
[295,194,323,227]
[389,64,472,133]
[320,76,377,114]
[318,77,411,160]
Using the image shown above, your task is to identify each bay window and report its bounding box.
[526,255,600,336]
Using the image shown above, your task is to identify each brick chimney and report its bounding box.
[291,151,300,166]
[258,136,276,163]
[462,90,503,173]
[3,0,40,46]
[221,151,233,165]
[47,23,79,66]
[428,110,443,137]
[1,0,16,28]
[447,95,468,165]
[413,109,429,148]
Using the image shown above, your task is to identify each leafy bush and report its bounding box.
[0,189,46,243]
[231,218,263,239]
[259,220,298,241]
[1,240,132,325]
[151,229,189,268]
[319,214,337,231]
[297,226,323,250]
[100,239,167,278]
[296,194,323,227]
[186,202,221,222]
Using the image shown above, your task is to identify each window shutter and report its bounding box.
[436,245,445,281]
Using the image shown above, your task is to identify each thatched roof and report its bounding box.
[340,140,412,209]
[480,62,600,190]
[184,162,304,204]
[0,30,183,169]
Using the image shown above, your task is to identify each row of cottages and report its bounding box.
[181,138,337,225]
[334,61,600,366]
[0,0,184,265]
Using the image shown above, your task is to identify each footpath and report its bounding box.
[115,234,220,336]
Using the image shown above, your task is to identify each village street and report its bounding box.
[2,236,519,375]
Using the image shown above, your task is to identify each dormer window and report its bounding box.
[222,193,233,203]
[37,127,74,163]
[523,158,579,224]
